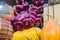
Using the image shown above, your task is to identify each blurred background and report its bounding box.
[0,0,48,6]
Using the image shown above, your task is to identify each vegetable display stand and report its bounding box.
[0,18,14,40]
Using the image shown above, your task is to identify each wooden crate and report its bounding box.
[44,4,60,26]
[0,18,14,40]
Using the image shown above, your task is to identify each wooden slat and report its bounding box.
[44,4,60,26]
[49,6,54,19]
[54,4,60,26]
[43,7,48,25]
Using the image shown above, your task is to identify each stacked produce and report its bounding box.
[11,0,44,40]
[3,0,59,40]
[6,0,44,31]
[12,19,60,40]
[0,0,60,40]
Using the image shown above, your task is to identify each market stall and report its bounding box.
[0,0,60,40]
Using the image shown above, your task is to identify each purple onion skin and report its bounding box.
[36,18,42,22]
[9,0,44,31]
[14,12,19,16]
[23,2,29,11]
[24,11,29,18]
[16,0,23,5]
[12,21,24,31]
[32,0,44,6]
[15,13,25,21]
[22,18,34,29]
[30,11,37,16]
[28,18,35,27]
[38,6,43,13]
[31,5,37,11]
[36,14,43,18]
[16,5,23,13]
[22,19,30,29]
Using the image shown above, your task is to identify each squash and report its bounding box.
[34,27,41,39]
[12,27,41,40]
[12,31,27,40]
[24,27,39,40]
[41,19,60,40]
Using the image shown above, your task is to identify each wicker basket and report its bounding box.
[0,18,14,40]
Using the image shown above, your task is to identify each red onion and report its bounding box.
[16,13,25,21]
[30,11,36,16]
[35,18,42,23]
[32,0,44,6]
[22,18,30,29]
[30,14,36,20]
[16,0,23,5]
[31,5,37,11]
[36,14,43,18]
[23,1,29,11]
[38,6,43,12]
[20,11,29,18]
[13,21,24,31]
[16,5,23,13]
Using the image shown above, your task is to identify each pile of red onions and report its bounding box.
[8,0,44,31]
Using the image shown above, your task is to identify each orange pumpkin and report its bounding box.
[41,19,60,40]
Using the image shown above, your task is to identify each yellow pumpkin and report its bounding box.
[24,27,39,40]
[34,27,41,39]
[12,31,27,40]
[41,19,60,40]
[12,27,41,40]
